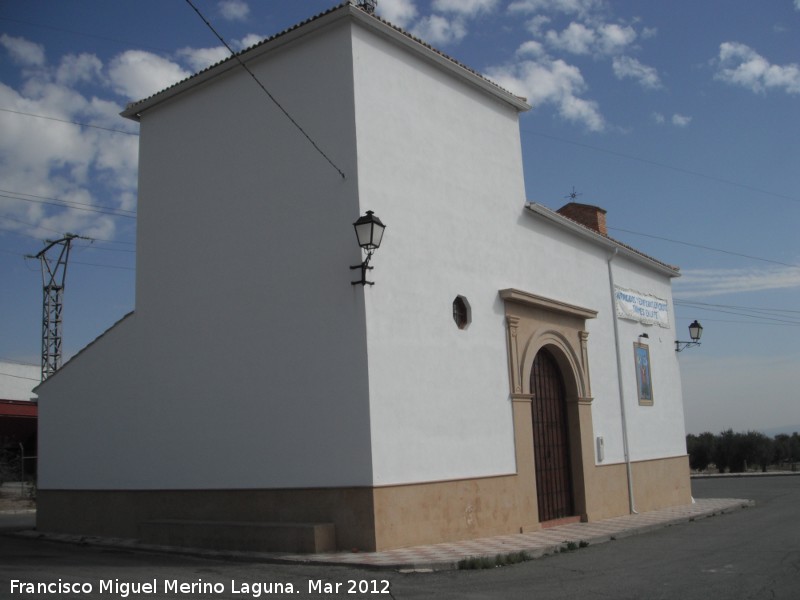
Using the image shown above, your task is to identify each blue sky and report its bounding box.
[1,0,798,434]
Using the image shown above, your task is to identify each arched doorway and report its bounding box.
[530,347,575,522]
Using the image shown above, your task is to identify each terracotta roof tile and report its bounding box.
[527,203,680,274]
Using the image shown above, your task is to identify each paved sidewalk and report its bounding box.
[280,498,752,570]
[12,497,752,571]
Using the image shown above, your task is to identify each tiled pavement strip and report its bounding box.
[11,498,752,571]
[280,498,752,570]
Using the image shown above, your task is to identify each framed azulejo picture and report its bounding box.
[634,342,653,405]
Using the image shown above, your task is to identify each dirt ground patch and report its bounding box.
[0,488,35,512]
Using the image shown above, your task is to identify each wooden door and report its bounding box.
[530,348,575,522]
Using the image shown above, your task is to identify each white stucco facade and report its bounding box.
[35,2,690,552]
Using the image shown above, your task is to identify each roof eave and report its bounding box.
[121,5,350,121]
[349,8,531,112]
[525,203,680,278]
[121,3,530,122]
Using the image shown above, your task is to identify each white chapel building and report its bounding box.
[36,1,692,552]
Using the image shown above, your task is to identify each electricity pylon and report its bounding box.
[30,234,85,381]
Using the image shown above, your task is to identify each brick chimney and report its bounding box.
[557,202,608,236]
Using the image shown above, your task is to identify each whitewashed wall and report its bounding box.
[37,10,687,492]
[603,257,687,462]
[38,18,375,490]
[351,24,524,485]
[350,21,686,484]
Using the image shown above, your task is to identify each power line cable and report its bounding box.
[609,226,799,268]
[0,188,137,214]
[674,316,800,327]
[523,128,800,205]
[0,107,139,136]
[0,224,46,241]
[0,370,40,382]
[1,220,136,252]
[1,246,134,271]
[184,0,346,179]
[676,300,800,315]
[72,243,136,254]
[0,16,174,53]
[1,214,66,237]
[71,259,135,271]
[675,303,800,326]
[0,190,136,218]
[0,357,38,367]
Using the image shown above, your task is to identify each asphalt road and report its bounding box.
[1,476,798,599]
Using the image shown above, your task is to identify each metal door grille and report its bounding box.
[530,348,575,522]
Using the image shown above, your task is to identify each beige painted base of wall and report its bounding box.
[373,474,539,550]
[37,455,691,552]
[37,488,376,552]
[583,454,692,521]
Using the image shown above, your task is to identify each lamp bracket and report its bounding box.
[675,341,701,352]
[351,250,376,286]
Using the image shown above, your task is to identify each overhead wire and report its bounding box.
[676,300,800,315]
[0,107,139,136]
[183,0,346,179]
[609,226,799,268]
[0,189,136,218]
[675,300,800,327]
[70,259,135,271]
[0,356,38,367]
[2,7,795,300]
[523,128,800,205]
[0,16,173,54]
[0,370,40,382]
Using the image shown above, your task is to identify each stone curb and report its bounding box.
[691,471,800,479]
[8,498,754,572]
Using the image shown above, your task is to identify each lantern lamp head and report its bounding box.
[352,210,385,251]
[688,320,703,342]
[676,320,703,352]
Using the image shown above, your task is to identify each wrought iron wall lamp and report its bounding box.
[675,320,703,352]
[351,210,386,286]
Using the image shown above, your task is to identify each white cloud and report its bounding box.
[0,34,45,67]
[795,0,800,10]
[516,40,546,58]
[433,0,498,16]
[0,38,139,242]
[218,0,249,22]
[486,56,605,131]
[612,55,661,89]
[239,34,265,49]
[376,0,419,28]
[675,266,800,298]
[652,112,691,127]
[56,53,103,86]
[508,0,602,17]
[596,23,636,54]
[525,15,551,36]
[107,50,190,100]
[543,21,636,57]
[411,15,467,45]
[715,42,800,95]
[671,113,691,127]
[177,46,231,72]
[545,22,595,55]
[640,26,657,39]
